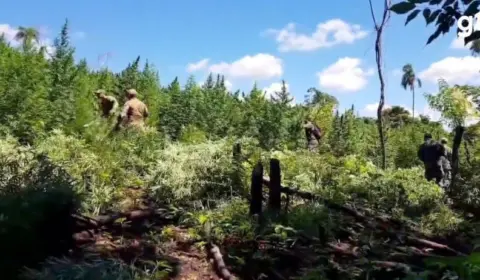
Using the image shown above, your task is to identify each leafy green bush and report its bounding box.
[147,140,234,204]
[21,255,173,280]
[0,137,80,279]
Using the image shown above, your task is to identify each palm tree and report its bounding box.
[14,27,39,50]
[401,64,422,119]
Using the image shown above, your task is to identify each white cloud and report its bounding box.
[0,24,18,42]
[263,82,289,99]
[361,103,442,122]
[263,82,297,105]
[0,23,55,58]
[402,104,441,121]
[451,36,472,49]
[419,56,480,85]
[361,102,391,117]
[316,57,374,92]
[209,53,283,80]
[186,58,209,72]
[225,80,232,91]
[265,19,368,52]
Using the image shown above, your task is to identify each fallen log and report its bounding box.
[264,177,418,231]
[206,242,237,280]
[73,208,177,232]
[262,177,471,256]
[405,237,466,256]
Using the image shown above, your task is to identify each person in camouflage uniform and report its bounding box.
[116,89,149,130]
[95,89,118,118]
[417,133,445,185]
[440,137,452,187]
[303,118,321,152]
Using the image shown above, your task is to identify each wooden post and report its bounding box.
[232,142,243,196]
[232,142,241,159]
[250,161,263,215]
[268,158,281,212]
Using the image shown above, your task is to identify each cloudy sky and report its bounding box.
[1,0,478,120]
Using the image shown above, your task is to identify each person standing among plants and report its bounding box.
[440,137,452,187]
[303,117,322,152]
[94,89,118,118]
[115,88,149,131]
[417,133,445,185]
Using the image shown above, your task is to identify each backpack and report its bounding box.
[312,124,323,140]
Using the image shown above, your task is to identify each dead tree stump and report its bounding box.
[268,158,281,212]
[232,142,243,195]
[250,162,263,215]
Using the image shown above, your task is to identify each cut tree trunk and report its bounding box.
[250,162,263,215]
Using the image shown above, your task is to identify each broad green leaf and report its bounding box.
[390,2,417,14]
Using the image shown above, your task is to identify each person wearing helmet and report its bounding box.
[95,89,118,118]
[303,117,322,152]
[116,88,149,130]
[417,133,445,185]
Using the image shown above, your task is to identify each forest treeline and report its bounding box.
[3,19,480,279]
[0,20,450,168]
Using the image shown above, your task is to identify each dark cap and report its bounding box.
[424,133,432,140]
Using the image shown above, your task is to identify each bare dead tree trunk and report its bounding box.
[412,87,415,119]
[268,158,281,212]
[450,126,465,192]
[369,0,391,169]
[232,142,243,196]
[250,162,263,216]
[464,140,472,166]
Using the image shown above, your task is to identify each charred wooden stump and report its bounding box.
[250,162,263,215]
[268,158,281,212]
[232,142,243,195]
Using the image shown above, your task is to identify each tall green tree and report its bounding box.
[271,80,293,106]
[48,19,77,131]
[400,64,421,119]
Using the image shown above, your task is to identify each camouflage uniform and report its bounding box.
[417,135,445,185]
[303,121,319,152]
[440,138,452,188]
[118,89,149,130]
[95,89,118,118]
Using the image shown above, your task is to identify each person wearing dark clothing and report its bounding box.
[417,133,445,185]
[303,118,322,152]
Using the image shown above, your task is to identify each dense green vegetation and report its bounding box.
[2,18,480,279]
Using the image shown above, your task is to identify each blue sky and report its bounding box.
[1,0,478,119]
